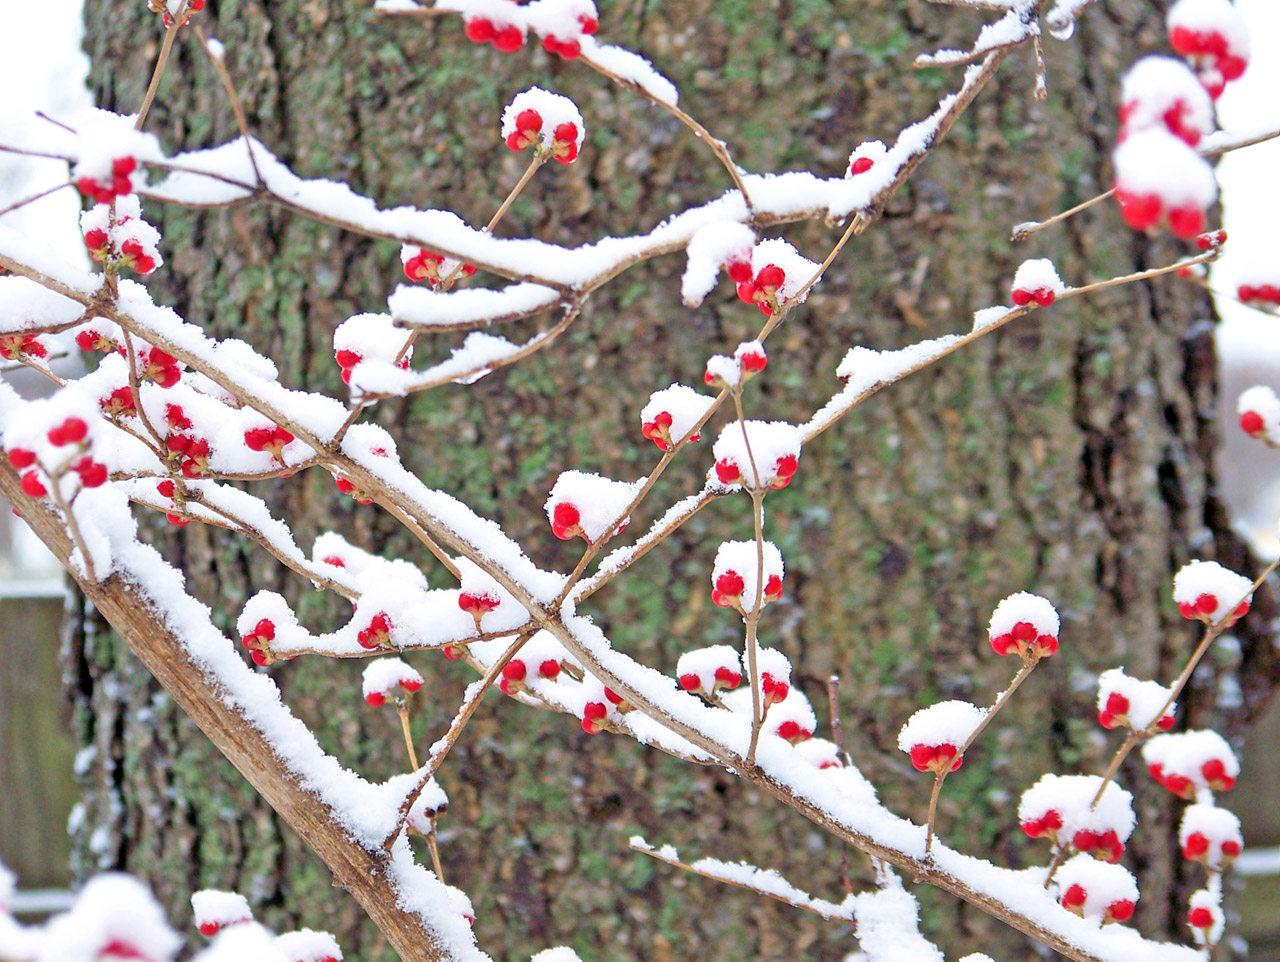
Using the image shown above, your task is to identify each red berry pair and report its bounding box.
[75,157,137,204]
[356,612,393,650]
[735,264,786,316]
[465,18,525,52]
[243,425,295,462]
[0,334,49,362]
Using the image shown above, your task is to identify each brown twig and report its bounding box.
[136,3,189,131]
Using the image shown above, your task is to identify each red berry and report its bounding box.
[198,922,220,937]
[679,672,701,691]
[244,427,274,451]
[755,264,785,291]
[75,458,108,488]
[502,660,527,683]
[1061,884,1087,908]
[1105,692,1129,717]
[849,156,874,175]
[1241,410,1266,437]
[714,458,741,485]
[1222,839,1241,857]
[84,228,108,250]
[1011,288,1032,306]
[1116,190,1162,230]
[1183,832,1209,859]
[366,691,387,707]
[254,618,276,641]
[20,471,47,498]
[726,260,753,284]
[49,417,89,446]
[538,659,561,679]
[1107,899,1134,922]
[552,501,580,529]
[465,17,495,42]
[578,14,598,33]
[7,448,35,469]
[1188,906,1214,929]
[166,513,190,526]
[713,666,741,688]
[1168,206,1205,240]
[909,744,935,772]
[493,25,524,51]
[739,350,767,373]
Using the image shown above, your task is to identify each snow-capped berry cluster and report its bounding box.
[1054,854,1138,925]
[81,195,164,276]
[639,383,713,451]
[1167,0,1250,99]
[361,658,424,707]
[27,873,181,962]
[4,393,110,503]
[898,700,986,774]
[987,592,1060,661]
[1118,57,1214,147]
[498,633,567,696]
[462,0,527,52]
[1018,774,1135,863]
[405,779,450,835]
[191,889,253,937]
[545,470,640,542]
[676,645,743,698]
[711,420,801,490]
[734,239,818,316]
[680,221,756,307]
[534,0,599,58]
[501,88,585,164]
[1009,258,1065,307]
[704,341,768,390]
[1095,668,1176,732]
[1186,887,1225,944]
[1235,258,1280,308]
[334,313,413,386]
[276,928,344,962]
[461,0,600,57]
[237,594,306,667]
[72,118,156,204]
[1237,385,1280,444]
[757,647,792,708]
[1112,128,1217,239]
[401,247,476,287]
[710,540,784,613]
[356,611,395,650]
[1143,729,1239,797]
[846,139,887,177]
[1179,804,1243,869]
[1172,559,1252,626]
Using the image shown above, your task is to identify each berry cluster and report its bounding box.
[709,540,784,614]
[898,700,986,775]
[501,88,585,164]
[362,658,424,707]
[1166,0,1250,99]
[1142,729,1238,798]
[711,420,801,490]
[1171,559,1252,626]
[1018,774,1135,865]
[75,156,138,205]
[987,591,1060,662]
[1054,855,1138,925]
[6,411,109,502]
[703,341,768,390]
[402,247,476,287]
[1009,258,1065,308]
[81,195,163,276]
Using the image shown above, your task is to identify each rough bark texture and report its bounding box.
[64,0,1275,960]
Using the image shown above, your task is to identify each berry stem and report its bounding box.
[397,702,420,770]
[424,816,446,884]
[743,487,767,769]
[485,154,547,235]
[630,839,855,922]
[925,661,1036,854]
[0,181,73,221]
[1089,556,1279,808]
[801,247,1223,445]
[1043,846,1070,889]
[382,502,464,581]
[121,332,166,451]
[580,51,756,220]
[136,1,190,131]
[423,632,533,776]
[195,25,265,186]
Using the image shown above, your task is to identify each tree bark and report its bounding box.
[61,0,1273,960]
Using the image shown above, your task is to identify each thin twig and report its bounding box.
[136,3,189,131]
[194,25,263,186]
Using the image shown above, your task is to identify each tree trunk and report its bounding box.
[65,0,1273,959]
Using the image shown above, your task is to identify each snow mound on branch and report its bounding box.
[681,222,754,305]
[274,928,343,962]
